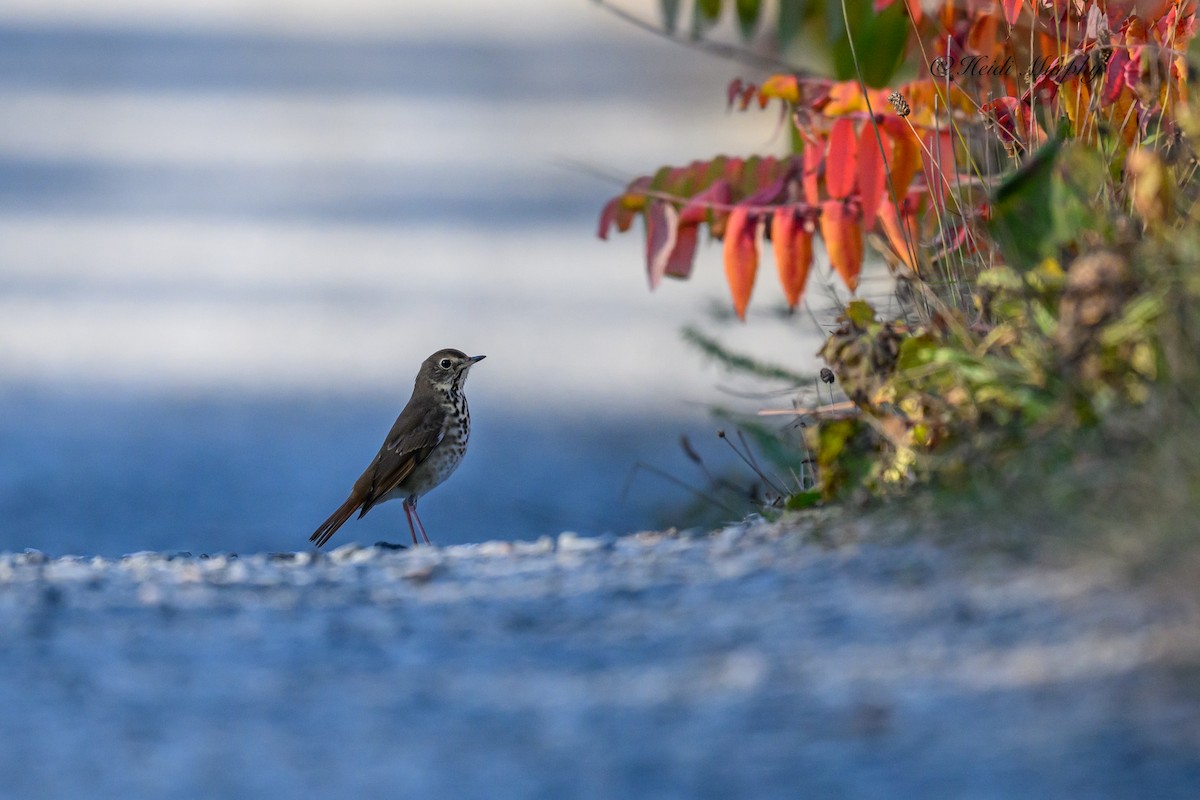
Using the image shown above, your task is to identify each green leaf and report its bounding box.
[1031,303,1058,337]
[660,0,682,32]
[896,334,938,370]
[693,0,723,36]
[735,0,762,38]
[788,119,805,155]
[649,165,675,191]
[682,326,811,383]
[786,489,823,510]
[1098,293,1164,347]
[700,156,729,187]
[738,155,762,197]
[829,0,908,86]
[728,416,812,474]
[777,0,807,49]
[858,2,910,87]
[988,138,1061,267]
[1051,143,1110,241]
[990,140,1113,268]
[845,299,877,328]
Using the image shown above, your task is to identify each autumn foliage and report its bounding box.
[598,0,1197,320]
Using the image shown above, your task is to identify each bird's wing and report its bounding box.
[357,403,447,515]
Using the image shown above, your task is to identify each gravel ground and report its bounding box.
[1,521,1198,800]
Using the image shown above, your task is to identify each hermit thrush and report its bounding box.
[309,349,485,548]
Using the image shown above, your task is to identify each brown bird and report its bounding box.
[309,348,485,548]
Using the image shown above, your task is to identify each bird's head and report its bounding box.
[421,348,485,393]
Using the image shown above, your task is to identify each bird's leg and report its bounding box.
[411,500,432,545]
[402,501,419,545]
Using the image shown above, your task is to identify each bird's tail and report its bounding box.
[309,495,361,548]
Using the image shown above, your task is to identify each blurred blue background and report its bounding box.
[0,0,824,555]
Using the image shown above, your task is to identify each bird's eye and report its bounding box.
[439,359,452,369]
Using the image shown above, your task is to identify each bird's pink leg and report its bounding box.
[411,503,432,545]
[402,501,419,545]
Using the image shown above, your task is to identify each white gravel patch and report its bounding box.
[1,522,1198,799]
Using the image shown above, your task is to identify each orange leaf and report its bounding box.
[968,13,1004,61]
[771,207,814,309]
[881,117,921,202]
[802,137,825,205]
[857,124,887,231]
[826,118,858,200]
[822,81,867,116]
[898,80,977,127]
[818,201,863,292]
[877,198,918,273]
[758,74,800,105]
[723,207,759,321]
[904,0,923,23]
[1060,76,1095,140]
[820,81,887,116]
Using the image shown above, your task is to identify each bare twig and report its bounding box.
[591,0,808,75]
[717,429,787,497]
[758,400,858,417]
[621,460,740,515]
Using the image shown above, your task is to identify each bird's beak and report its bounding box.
[467,355,486,366]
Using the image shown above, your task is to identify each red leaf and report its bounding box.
[679,179,733,225]
[755,156,778,187]
[739,84,757,111]
[982,97,1022,143]
[930,219,970,262]
[661,166,691,195]
[770,207,813,309]
[1001,0,1022,26]
[922,130,957,212]
[743,174,790,206]
[666,223,699,280]
[597,197,620,240]
[802,137,825,205]
[1103,48,1131,104]
[599,177,651,239]
[724,157,746,186]
[644,200,680,290]
[857,125,887,231]
[818,201,863,292]
[723,207,759,321]
[904,0,923,23]
[825,117,858,200]
[727,78,746,109]
[1122,51,1141,95]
